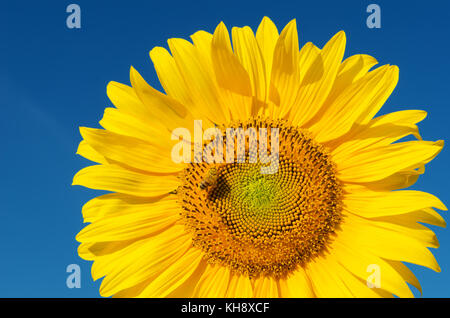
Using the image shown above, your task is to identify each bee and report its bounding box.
[199,168,219,190]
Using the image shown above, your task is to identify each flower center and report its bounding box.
[178,118,342,278]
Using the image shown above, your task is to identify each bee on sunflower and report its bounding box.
[73,17,446,298]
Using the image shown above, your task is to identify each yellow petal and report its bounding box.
[168,37,229,124]
[192,264,231,298]
[356,66,400,125]
[328,253,392,298]
[99,107,170,143]
[78,240,132,261]
[190,30,227,118]
[79,127,181,174]
[384,260,422,294]
[362,216,439,249]
[232,26,267,104]
[72,164,179,197]
[96,225,191,297]
[343,188,447,218]
[332,110,427,161]
[298,42,321,83]
[351,166,424,191]
[76,140,107,164]
[166,260,209,298]
[337,140,443,183]
[190,30,214,66]
[191,30,244,125]
[305,254,354,297]
[371,109,427,127]
[149,46,193,107]
[139,246,204,297]
[291,31,347,126]
[334,125,422,164]
[410,208,446,228]
[76,196,180,242]
[310,65,398,142]
[328,54,378,101]
[129,66,192,130]
[278,267,315,297]
[106,81,150,121]
[253,276,279,297]
[112,279,152,298]
[256,16,279,106]
[211,22,252,120]
[338,213,441,272]
[81,193,171,222]
[225,274,253,297]
[269,19,300,118]
[332,239,414,297]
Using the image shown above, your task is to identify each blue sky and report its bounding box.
[1,0,449,297]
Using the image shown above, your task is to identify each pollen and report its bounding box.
[178,118,342,278]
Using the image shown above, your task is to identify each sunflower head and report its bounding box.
[73,17,446,298]
[180,118,343,278]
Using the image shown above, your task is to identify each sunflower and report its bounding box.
[73,17,446,298]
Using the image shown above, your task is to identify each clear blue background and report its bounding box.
[1,0,449,297]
